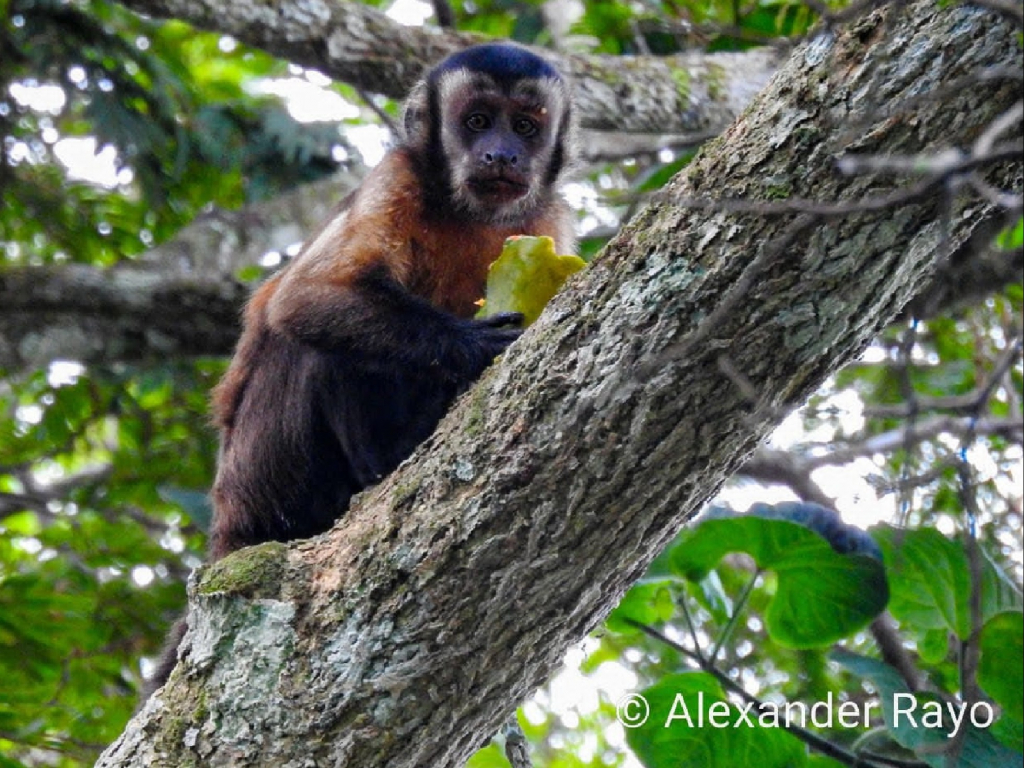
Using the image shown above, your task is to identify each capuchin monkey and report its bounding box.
[144,42,575,697]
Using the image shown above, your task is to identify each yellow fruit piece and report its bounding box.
[477,236,586,326]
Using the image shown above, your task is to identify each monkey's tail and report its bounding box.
[139,614,188,707]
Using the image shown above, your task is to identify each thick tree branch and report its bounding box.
[111,0,780,134]
[906,219,1023,318]
[738,451,838,508]
[0,173,357,371]
[97,2,1022,766]
[2,171,1018,372]
[0,263,244,370]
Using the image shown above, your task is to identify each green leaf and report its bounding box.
[478,236,586,326]
[978,611,1024,724]
[466,742,511,768]
[635,155,693,193]
[237,264,267,282]
[832,650,1023,768]
[692,569,734,621]
[0,511,41,537]
[607,579,678,633]
[626,673,808,768]
[740,2,816,37]
[917,627,950,665]
[671,512,888,647]
[992,715,1024,755]
[874,526,1023,640]
[995,216,1023,250]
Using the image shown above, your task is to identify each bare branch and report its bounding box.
[430,0,455,28]
[110,0,781,134]
[778,415,1023,472]
[738,452,838,508]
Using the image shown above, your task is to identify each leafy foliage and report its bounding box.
[831,650,1020,768]
[1,0,347,266]
[0,365,215,764]
[626,673,812,768]
[875,525,1022,640]
[602,506,1023,767]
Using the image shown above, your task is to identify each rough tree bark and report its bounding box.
[98,1,1020,766]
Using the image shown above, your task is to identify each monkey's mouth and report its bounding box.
[469,175,529,202]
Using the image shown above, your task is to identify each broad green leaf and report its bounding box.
[626,673,808,768]
[874,526,1023,640]
[477,236,586,326]
[671,512,888,647]
[692,570,734,621]
[978,611,1024,724]
[832,649,1022,768]
[0,511,40,537]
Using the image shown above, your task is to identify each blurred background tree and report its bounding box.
[1,1,1020,766]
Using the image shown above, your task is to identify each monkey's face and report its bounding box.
[436,72,571,224]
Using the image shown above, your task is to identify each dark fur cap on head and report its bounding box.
[427,42,563,86]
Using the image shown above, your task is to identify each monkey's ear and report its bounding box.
[402,80,430,148]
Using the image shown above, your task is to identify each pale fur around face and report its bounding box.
[402,59,574,226]
[442,70,570,224]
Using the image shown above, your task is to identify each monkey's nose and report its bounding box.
[483,151,518,167]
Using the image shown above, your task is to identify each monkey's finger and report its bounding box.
[489,328,523,343]
[479,311,525,328]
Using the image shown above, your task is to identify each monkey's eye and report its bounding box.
[513,117,539,137]
[465,113,491,132]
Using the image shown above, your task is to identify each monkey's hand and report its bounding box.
[454,311,524,378]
